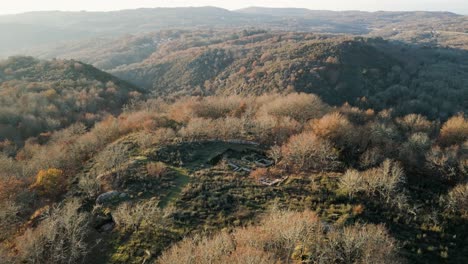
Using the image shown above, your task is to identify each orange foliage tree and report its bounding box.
[31,168,66,198]
[281,131,340,172]
[310,112,354,148]
[439,114,468,147]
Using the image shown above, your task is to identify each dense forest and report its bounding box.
[110,32,468,120]
[0,56,141,144]
[0,6,467,264]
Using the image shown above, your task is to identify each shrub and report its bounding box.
[439,114,468,147]
[310,112,355,148]
[251,114,300,144]
[192,96,245,119]
[0,198,19,219]
[339,160,406,204]
[168,97,198,123]
[0,244,12,263]
[339,169,364,198]
[0,154,22,177]
[250,168,268,180]
[339,103,374,124]
[0,176,27,202]
[281,131,340,172]
[369,121,399,140]
[15,199,90,264]
[113,201,164,232]
[221,246,275,264]
[159,232,236,264]
[120,111,155,132]
[136,131,155,149]
[358,147,384,169]
[267,145,282,164]
[399,132,431,169]
[159,209,320,264]
[0,200,20,240]
[31,168,66,198]
[94,142,130,186]
[178,118,216,140]
[0,139,17,156]
[78,172,101,198]
[92,116,122,145]
[426,145,466,182]
[445,183,468,218]
[158,208,400,264]
[153,128,177,144]
[323,224,400,264]
[259,93,329,123]
[146,162,168,179]
[396,114,433,134]
[258,208,321,259]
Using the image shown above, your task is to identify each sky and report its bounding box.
[1,0,467,15]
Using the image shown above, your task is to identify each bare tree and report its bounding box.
[16,199,90,264]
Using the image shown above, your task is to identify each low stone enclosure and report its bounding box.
[258,176,288,186]
[154,140,274,172]
[209,149,274,173]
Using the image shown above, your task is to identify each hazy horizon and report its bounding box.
[1,0,467,15]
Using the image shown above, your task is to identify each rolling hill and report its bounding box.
[0,56,142,143]
[91,31,466,119]
[0,7,467,56]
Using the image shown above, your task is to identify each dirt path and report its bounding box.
[159,166,190,208]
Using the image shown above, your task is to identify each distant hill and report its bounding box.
[0,7,258,55]
[237,7,319,16]
[237,7,466,38]
[0,9,467,264]
[29,30,195,71]
[0,7,237,30]
[0,56,142,143]
[237,7,459,18]
[0,23,91,56]
[0,7,467,56]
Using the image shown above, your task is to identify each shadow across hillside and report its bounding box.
[101,32,468,120]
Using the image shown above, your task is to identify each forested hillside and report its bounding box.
[25,30,468,120]
[104,32,467,120]
[0,56,141,144]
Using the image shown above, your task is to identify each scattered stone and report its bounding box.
[134,156,148,162]
[96,191,120,204]
[93,213,113,230]
[100,222,115,232]
[255,158,274,167]
[259,176,289,186]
